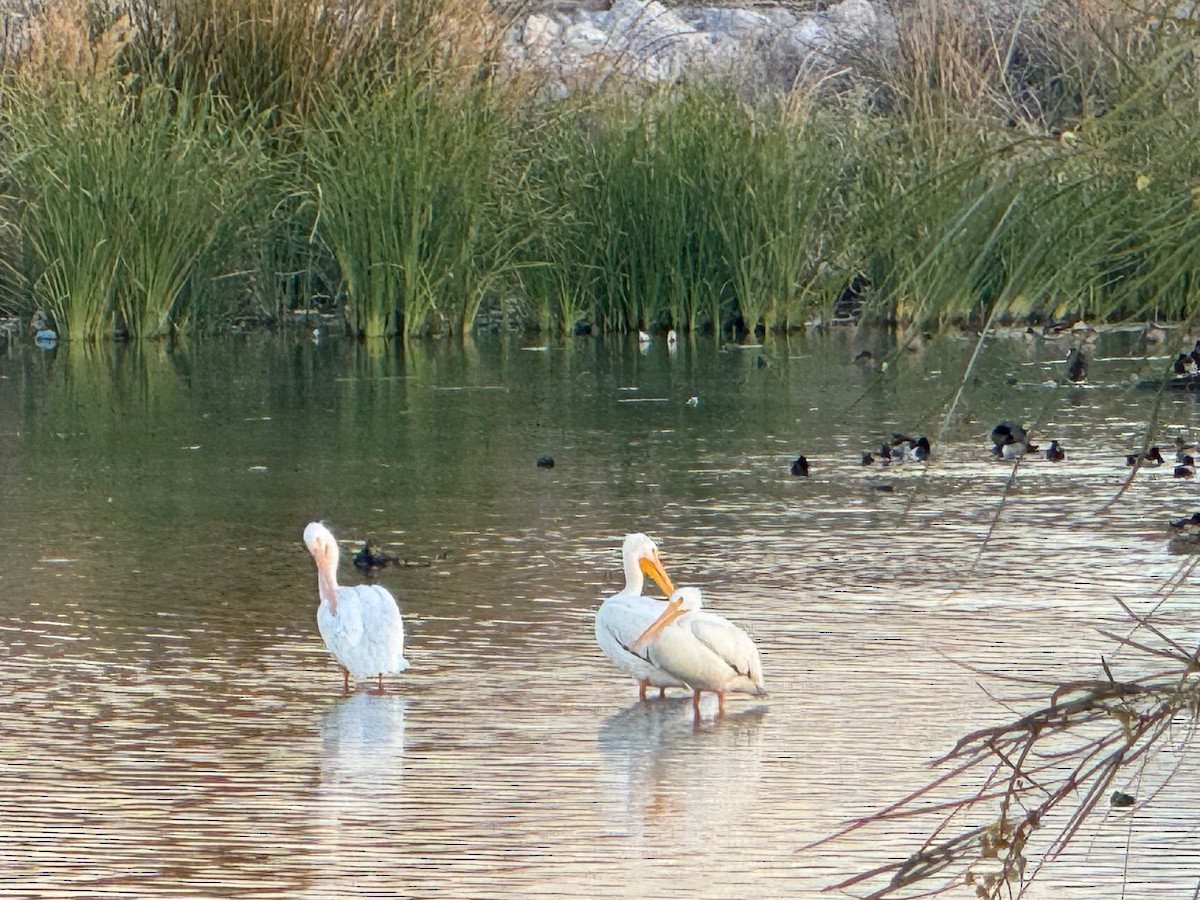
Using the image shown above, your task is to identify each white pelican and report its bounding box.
[304,522,409,692]
[595,533,684,700]
[635,586,765,716]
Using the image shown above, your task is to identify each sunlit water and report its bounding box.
[2,327,1199,897]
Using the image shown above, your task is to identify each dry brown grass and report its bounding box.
[1,0,513,114]
[2,0,131,81]
[868,0,1170,135]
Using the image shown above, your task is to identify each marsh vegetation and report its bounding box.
[1,0,1200,340]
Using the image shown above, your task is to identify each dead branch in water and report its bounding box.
[810,603,1200,899]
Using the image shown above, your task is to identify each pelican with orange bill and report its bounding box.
[633,586,765,717]
[594,533,685,700]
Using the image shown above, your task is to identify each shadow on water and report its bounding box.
[2,328,1200,895]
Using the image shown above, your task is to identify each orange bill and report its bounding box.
[633,596,686,648]
[638,553,675,597]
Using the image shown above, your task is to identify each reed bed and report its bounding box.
[302,79,514,337]
[4,81,264,340]
[516,92,843,336]
[2,0,1200,339]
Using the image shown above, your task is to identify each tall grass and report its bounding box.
[5,0,1200,337]
[116,0,503,125]
[517,90,844,337]
[302,78,516,338]
[5,81,264,340]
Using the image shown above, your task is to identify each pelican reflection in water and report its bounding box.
[597,698,768,840]
[310,692,407,891]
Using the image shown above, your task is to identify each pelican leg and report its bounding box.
[377,673,384,693]
[717,692,726,717]
[340,666,351,694]
[638,678,650,702]
[692,690,703,726]
[658,687,667,700]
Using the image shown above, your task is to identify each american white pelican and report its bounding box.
[635,586,765,716]
[595,533,684,700]
[304,522,409,692]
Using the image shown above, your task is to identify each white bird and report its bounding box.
[304,522,409,692]
[635,586,765,717]
[595,533,684,700]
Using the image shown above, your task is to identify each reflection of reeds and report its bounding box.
[816,597,1200,898]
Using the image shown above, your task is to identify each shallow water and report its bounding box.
[2,327,1200,897]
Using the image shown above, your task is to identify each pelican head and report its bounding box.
[622,532,675,598]
[635,586,702,646]
[304,521,341,609]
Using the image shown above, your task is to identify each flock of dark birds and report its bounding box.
[783,337,1200,557]
[788,423,1198,479]
[787,421,1072,482]
[788,336,1200,482]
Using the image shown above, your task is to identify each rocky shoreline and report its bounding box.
[501,0,891,96]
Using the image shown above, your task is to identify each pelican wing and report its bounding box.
[319,584,408,678]
[595,594,684,688]
[688,613,764,688]
[350,584,408,672]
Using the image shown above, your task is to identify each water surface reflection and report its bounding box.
[2,329,1199,896]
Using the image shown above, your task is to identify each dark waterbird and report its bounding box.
[905,435,931,461]
[1168,512,1200,530]
[1045,440,1065,461]
[536,455,555,468]
[883,433,930,462]
[991,421,1038,458]
[989,421,1034,456]
[354,540,401,571]
[1126,447,1165,467]
[1175,456,1195,478]
[1172,352,1197,376]
[790,455,810,477]
[1156,338,1200,388]
[1065,349,1087,382]
[1174,436,1198,462]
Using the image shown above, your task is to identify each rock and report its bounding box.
[504,0,892,95]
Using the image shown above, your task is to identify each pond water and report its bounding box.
[1,325,1199,898]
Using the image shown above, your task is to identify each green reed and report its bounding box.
[6,0,1200,337]
[518,90,842,337]
[303,79,513,338]
[6,81,263,340]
